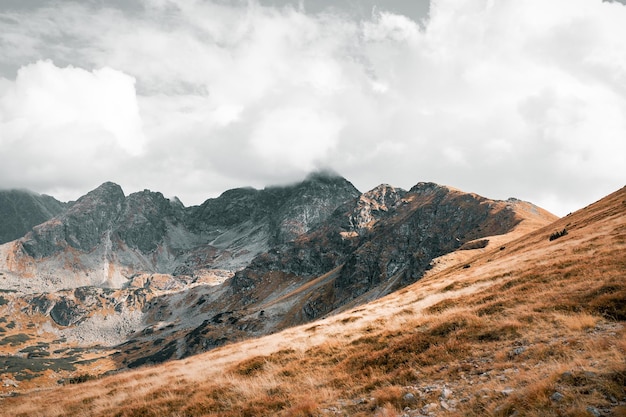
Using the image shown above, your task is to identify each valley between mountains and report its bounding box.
[0,174,624,417]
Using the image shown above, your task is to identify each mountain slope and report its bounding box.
[2,186,623,417]
[0,190,66,244]
[102,181,556,366]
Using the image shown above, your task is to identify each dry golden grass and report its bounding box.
[1,187,625,416]
[554,312,601,331]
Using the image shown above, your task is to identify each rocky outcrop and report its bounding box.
[0,190,66,244]
[49,299,87,327]
[115,190,185,253]
[20,182,125,258]
[348,184,407,232]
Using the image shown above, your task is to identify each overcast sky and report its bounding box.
[1,0,625,216]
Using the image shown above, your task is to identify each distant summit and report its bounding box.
[0,189,66,244]
[303,169,346,182]
[21,181,126,258]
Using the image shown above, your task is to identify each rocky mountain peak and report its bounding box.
[115,189,185,253]
[188,187,262,230]
[363,184,406,208]
[409,181,448,196]
[20,182,126,258]
[349,184,407,232]
[169,196,185,209]
[86,181,124,197]
[73,182,122,207]
[267,173,360,243]
[302,169,345,183]
[123,189,174,214]
[189,174,360,245]
[0,189,66,244]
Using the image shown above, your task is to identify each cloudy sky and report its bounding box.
[1,0,625,216]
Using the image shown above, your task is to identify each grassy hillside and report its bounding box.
[2,187,624,417]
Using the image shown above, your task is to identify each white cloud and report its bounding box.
[362,11,420,42]
[0,60,144,155]
[250,107,343,171]
[0,0,625,216]
[0,60,145,201]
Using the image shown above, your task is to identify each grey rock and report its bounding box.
[422,403,439,413]
[440,400,455,411]
[188,171,360,247]
[586,406,601,417]
[0,189,66,244]
[348,184,407,233]
[21,182,125,258]
[240,181,523,326]
[403,392,417,403]
[49,298,87,327]
[512,346,527,356]
[115,189,182,253]
[551,392,564,402]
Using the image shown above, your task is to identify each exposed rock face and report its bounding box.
[115,190,185,253]
[0,190,66,244]
[331,183,520,306]
[1,173,360,291]
[227,182,521,319]
[49,299,87,327]
[270,172,362,243]
[186,171,361,246]
[15,285,151,345]
[349,184,407,232]
[21,182,125,258]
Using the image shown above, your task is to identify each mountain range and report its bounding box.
[0,173,566,393]
[0,176,623,416]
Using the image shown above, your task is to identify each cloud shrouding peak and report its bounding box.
[0,0,625,215]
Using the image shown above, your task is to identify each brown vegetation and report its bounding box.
[1,187,625,416]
